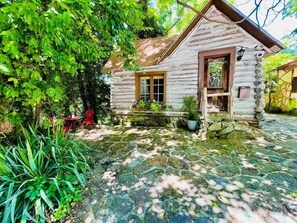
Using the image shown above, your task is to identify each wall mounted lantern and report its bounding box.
[237,47,245,61]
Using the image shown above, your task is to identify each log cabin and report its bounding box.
[102,0,285,126]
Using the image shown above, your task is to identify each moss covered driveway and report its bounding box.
[71,114,297,223]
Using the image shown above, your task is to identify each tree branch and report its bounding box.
[176,0,261,26]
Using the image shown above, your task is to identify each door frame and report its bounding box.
[198,47,236,113]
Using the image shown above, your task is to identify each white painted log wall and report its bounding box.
[111,6,267,120]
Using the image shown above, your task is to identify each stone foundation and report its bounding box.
[111,111,188,128]
[205,114,258,139]
[112,111,259,140]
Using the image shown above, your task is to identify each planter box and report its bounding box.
[111,110,188,127]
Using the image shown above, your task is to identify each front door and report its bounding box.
[199,47,235,113]
[204,56,229,111]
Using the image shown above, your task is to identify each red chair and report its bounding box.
[81,109,94,129]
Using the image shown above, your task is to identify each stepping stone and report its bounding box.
[285,202,297,216]
[169,214,191,223]
[193,216,213,223]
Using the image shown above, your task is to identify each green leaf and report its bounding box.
[0,64,9,73]
[30,71,41,80]
[7,77,18,86]
[40,189,54,211]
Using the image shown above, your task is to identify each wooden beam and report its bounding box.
[201,87,208,119]
[207,92,231,97]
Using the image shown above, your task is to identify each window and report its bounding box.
[207,58,227,89]
[136,72,166,102]
[292,77,297,93]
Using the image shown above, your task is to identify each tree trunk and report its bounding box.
[85,64,98,123]
[34,104,41,124]
[77,69,88,112]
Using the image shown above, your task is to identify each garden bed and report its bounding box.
[111,110,188,127]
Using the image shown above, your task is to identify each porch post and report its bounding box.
[198,87,208,140]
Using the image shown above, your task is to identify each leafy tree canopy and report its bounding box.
[0,0,143,124]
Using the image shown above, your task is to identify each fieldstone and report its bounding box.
[216,165,240,177]
[141,168,165,182]
[168,157,188,169]
[169,214,191,223]
[266,172,297,189]
[227,130,256,140]
[193,216,213,223]
[127,214,143,223]
[216,124,234,137]
[204,174,230,186]
[118,173,138,187]
[148,155,168,167]
[241,167,259,176]
[236,121,249,126]
[132,161,151,175]
[256,162,281,173]
[110,142,126,154]
[206,131,217,139]
[201,157,219,167]
[233,124,250,132]
[285,202,297,216]
[233,176,260,190]
[130,189,150,207]
[284,160,297,169]
[162,187,183,198]
[208,123,222,132]
[144,212,164,223]
[184,154,200,162]
[269,155,286,164]
[127,156,146,169]
[107,195,134,216]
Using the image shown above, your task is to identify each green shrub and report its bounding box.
[288,98,297,111]
[136,100,149,110]
[181,96,199,120]
[0,126,90,222]
[181,96,198,112]
[150,101,162,112]
[188,111,199,120]
[131,100,173,112]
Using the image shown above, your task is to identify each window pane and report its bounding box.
[159,86,163,93]
[140,77,150,101]
[208,58,225,88]
[159,94,164,102]
[152,76,164,102]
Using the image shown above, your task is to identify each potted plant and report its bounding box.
[187,111,199,130]
[181,96,199,130]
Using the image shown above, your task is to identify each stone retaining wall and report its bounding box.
[205,114,257,139]
[112,111,188,128]
[112,111,258,140]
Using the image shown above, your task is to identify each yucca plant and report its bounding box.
[0,126,90,222]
